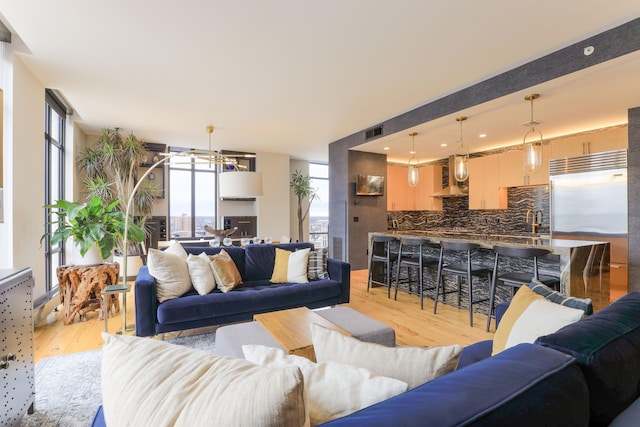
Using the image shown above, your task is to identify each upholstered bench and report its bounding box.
[216,306,395,358]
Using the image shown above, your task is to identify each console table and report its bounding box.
[56,263,121,325]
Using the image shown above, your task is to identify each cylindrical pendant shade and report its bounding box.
[408,165,420,187]
[219,172,264,198]
[523,128,543,174]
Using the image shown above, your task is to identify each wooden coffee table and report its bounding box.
[254,307,351,361]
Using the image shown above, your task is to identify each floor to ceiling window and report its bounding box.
[309,162,329,248]
[43,90,66,295]
[168,149,217,238]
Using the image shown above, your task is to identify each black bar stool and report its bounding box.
[393,237,440,309]
[367,235,399,297]
[434,241,492,327]
[486,245,560,332]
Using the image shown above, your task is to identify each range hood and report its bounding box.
[432,156,468,198]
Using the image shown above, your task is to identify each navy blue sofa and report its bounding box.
[134,242,350,337]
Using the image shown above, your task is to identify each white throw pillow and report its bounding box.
[311,324,462,389]
[186,253,216,295]
[492,285,585,355]
[101,333,306,427]
[147,248,192,302]
[243,344,408,426]
[164,240,188,260]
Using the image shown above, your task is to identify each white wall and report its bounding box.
[2,54,46,301]
[256,151,290,240]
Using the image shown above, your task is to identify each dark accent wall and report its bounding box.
[628,107,640,292]
[347,151,388,270]
[329,17,640,283]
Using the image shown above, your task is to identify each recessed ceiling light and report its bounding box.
[478,133,487,138]
[440,143,447,147]
[383,147,390,150]
[409,150,416,155]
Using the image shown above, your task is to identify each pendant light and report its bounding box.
[407,132,420,187]
[454,116,469,182]
[523,94,543,174]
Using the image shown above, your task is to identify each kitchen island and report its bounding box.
[370,230,610,310]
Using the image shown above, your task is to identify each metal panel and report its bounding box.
[549,149,627,175]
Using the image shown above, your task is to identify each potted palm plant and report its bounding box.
[41,197,144,265]
[290,170,318,242]
[77,127,158,274]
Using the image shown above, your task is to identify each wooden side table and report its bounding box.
[56,263,120,325]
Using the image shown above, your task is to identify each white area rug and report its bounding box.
[19,332,217,426]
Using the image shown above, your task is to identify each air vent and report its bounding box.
[549,149,627,175]
[365,125,383,140]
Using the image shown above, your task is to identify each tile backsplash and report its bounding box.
[388,186,549,235]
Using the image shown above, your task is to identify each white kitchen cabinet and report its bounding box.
[551,126,627,159]
[415,165,443,211]
[386,164,442,211]
[499,144,550,187]
[469,154,505,210]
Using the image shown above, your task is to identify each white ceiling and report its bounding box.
[1,1,639,162]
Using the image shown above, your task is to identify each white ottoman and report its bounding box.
[216,306,395,358]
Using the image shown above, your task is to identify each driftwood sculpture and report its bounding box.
[203,226,237,240]
[56,263,120,325]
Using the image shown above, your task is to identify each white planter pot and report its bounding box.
[114,255,144,280]
[73,244,104,266]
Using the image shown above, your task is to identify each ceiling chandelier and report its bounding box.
[523,94,543,174]
[407,132,420,187]
[454,116,469,182]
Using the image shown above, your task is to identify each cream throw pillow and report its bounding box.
[101,333,306,427]
[492,285,584,355]
[271,248,311,283]
[243,344,408,426]
[147,246,192,302]
[209,249,242,292]
[186,253,216,295]
[311,324,462,389]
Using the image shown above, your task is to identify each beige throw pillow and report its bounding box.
[209,249,242,292]
[243,344,408,426]
[101,333,306,427]
[271,248,311,284]
[311,323,462,389]
[147,247,192,302]
[186,253,216,295]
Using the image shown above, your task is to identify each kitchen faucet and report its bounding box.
[526,209,543,233]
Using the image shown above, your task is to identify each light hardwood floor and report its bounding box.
[33,269,494,364]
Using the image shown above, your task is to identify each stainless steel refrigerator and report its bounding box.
[549,149,628,301]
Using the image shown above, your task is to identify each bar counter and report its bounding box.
[370,230,610,309]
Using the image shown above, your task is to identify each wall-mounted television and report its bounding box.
[356,174,385,196]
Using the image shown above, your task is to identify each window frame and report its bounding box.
[43,90,67,296]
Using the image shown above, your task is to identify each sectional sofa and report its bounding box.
[322,292,640,426]
[134,242,351,337]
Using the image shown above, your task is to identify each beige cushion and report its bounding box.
[271,248,311,284]
[311,324,461,389]
[186,253,216,295]
[101,333,306,427]
[147,246,192,303]
[243,344,408,426]
[492,285,584,355]
[209,249,242,292]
